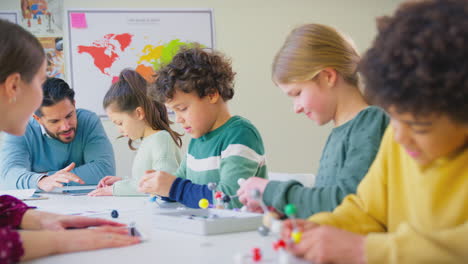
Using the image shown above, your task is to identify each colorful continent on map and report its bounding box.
[78,35,199,82]
[136,39,198,82]
[77,33,133,75]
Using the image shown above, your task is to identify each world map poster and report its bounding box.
[67,9,214,116]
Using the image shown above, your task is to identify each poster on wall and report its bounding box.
[67,9,215,116]
[39,37,65,79]
[20,0,63,36]
[0,11,19,24]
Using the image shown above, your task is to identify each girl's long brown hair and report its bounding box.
[103,69,182,150]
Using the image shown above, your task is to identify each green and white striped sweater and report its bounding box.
[174,115,267,208]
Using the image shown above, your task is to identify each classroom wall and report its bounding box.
[0,0,403,178]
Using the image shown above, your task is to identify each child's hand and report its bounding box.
[244,200,265,213]
[236,177,269,209]
[88,186,113,196]
[97,176,122,188]
[52,226,141,254]
[21,210,126,230]
[289,225,366,264]
[138,170,177,197]
[42,215,125,230]
[281,219,319,241]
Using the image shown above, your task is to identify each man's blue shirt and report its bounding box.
[0,109,115,189]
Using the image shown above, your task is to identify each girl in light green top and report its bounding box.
[88,69,182,196]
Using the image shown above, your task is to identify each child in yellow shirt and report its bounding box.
[282,0,468,263]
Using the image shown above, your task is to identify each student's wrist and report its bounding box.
[20,209,42,230]
[21,210,64,231]
[356,235,367,264]
[18,230,59,261]
[262,180,280,206]
[46,230,63,255]
[161,173,177,197]
[32,230,67,255]
[168,177,183,200]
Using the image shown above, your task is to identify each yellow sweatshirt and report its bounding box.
[309,127,468,263]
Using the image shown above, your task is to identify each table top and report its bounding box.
[22,194,308,264]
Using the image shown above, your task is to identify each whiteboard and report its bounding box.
[0,11,19,24]
[66,9,215,116]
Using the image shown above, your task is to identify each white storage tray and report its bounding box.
[153,208,263,235]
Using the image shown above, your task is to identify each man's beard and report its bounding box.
[45,127,76,143]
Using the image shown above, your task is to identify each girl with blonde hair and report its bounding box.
[238,24,389,218]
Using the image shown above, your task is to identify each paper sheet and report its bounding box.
[0,189,36,199]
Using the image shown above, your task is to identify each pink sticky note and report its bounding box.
[70,13,87,28]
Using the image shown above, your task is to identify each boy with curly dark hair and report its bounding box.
[138,46,267,208]
[281,0,468,263]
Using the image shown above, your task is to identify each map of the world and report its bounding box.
[78,34,194,82]
[67,9,214,116]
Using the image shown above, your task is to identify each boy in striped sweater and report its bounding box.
[138,46,267,208]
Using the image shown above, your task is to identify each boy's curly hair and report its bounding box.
[150,45,235,103]
[360,0,468,123]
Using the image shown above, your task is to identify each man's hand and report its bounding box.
[138,170,177,197]
[37,163,85,192]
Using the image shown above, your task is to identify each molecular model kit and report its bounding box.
[150,179,263,235]
[233,179,309,264]
[148,178,308,263]
[233,202,308,264]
